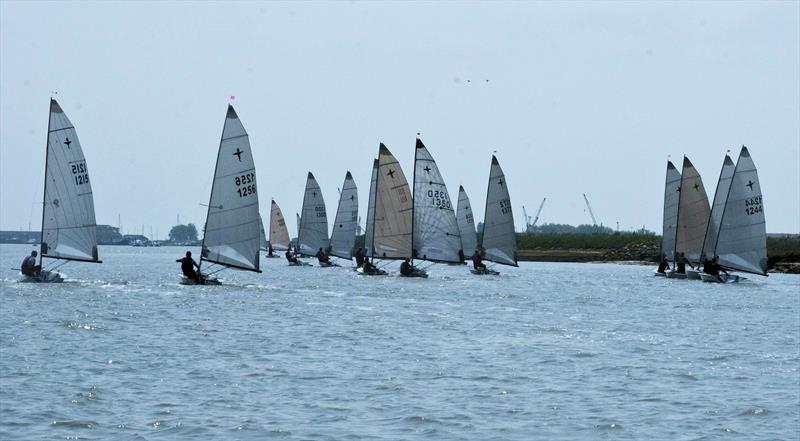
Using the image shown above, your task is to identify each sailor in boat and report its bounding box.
[20,250,41,278]
[354,247,365,268]
[656,254,670,274]
[363,259,379,274]
[285,246,299,264]
[400,258,416,276]
[674,252,694,274]
[704,256,729,278]
[316,247,331,265]
[176,251,202,283]
[471,250,486,272]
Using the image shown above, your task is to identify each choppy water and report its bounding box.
[0,244,798,440]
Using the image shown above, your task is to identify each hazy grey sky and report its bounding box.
[2,1,798,237]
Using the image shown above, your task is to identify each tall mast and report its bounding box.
[39,99,54,266]
[198,105,230,272]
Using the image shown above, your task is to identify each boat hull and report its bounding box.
[20,270,64,283]
[686,269,702,280]
[471,268,500,275]
[653,271,667,277]
[400,269,428,278]
[700,273,742,284]
[356,267,388,276]
[179,276,222,285]
[666,271,687,279]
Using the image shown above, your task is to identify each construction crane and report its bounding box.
[531,198,546,228]
[582,193,598,226]
[522,206,532,232]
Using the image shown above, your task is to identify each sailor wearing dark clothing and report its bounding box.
[363,260,377,274]
[267,246,274,257]
[675,252,694,273]
[657,254,670,273]
[286,247,298,264]
[472,250,486,271]
[316,248,330,264]
[176,251,201,282]
[400,259,414,276]
[21,250,40,277]
[354,247,365,267]
[706,257,729,277]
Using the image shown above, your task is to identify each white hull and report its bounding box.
[400,269,428,278]
[318,261,340,268]
[700,273,742,284]
[20,270,64,283]
[356,266,388,276]
[666,271,688,279]
[653,270,667,277]
[686,269,701,280]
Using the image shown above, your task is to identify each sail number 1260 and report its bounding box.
[234,173,256,198]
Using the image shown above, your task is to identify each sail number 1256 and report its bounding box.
[234,173,256,198]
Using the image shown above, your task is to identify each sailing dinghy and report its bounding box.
[700,146,767,283]
[329,171,358,263]
[369,143,423,276]
[259,215,278,257]
[655,160,681,277]
[456,185,478,264]
[269,200,291,251]
[411,138,463,273]
[297,172,334,266]
[474,155,518,275]
[25,99,102,282]
[666,157,710,279]
[183,105,261,285]
[358,158,387,276]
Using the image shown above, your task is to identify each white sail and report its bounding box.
[329,171,358,259]
[373,143,413,260]
[40,99,100,262]
[259,215,268,251]
[269,200,290,251]
[675,156,711,263]
[298,172,329,256]
[457,185,478,257]
[660,161,681,261]
[412,139,462,262]
[714,147,767,275]
[700,155,735,260]
[481,156,517,266]
[200,105,261,272]
[364,158,379,258]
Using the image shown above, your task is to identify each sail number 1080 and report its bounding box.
[234,173,256,198]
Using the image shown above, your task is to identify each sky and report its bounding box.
[1,1,798,238]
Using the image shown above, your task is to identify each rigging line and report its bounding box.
[205,266,228,276]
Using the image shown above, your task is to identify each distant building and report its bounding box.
[97,225,124,245]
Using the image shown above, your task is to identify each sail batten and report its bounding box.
[298,172,329,256]
[372,144,413,260]
[329,172,358,259]
[200,105,261,272]
[269,200,291,251]
[40,99,100,263]
[412,139,462,263]
[481,156,517,266]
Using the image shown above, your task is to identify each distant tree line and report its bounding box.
[169,224,198,243]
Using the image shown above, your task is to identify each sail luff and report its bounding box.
[39,99,53,265]
[364,158,379,258]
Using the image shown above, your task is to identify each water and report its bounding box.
[0,244,798,440]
